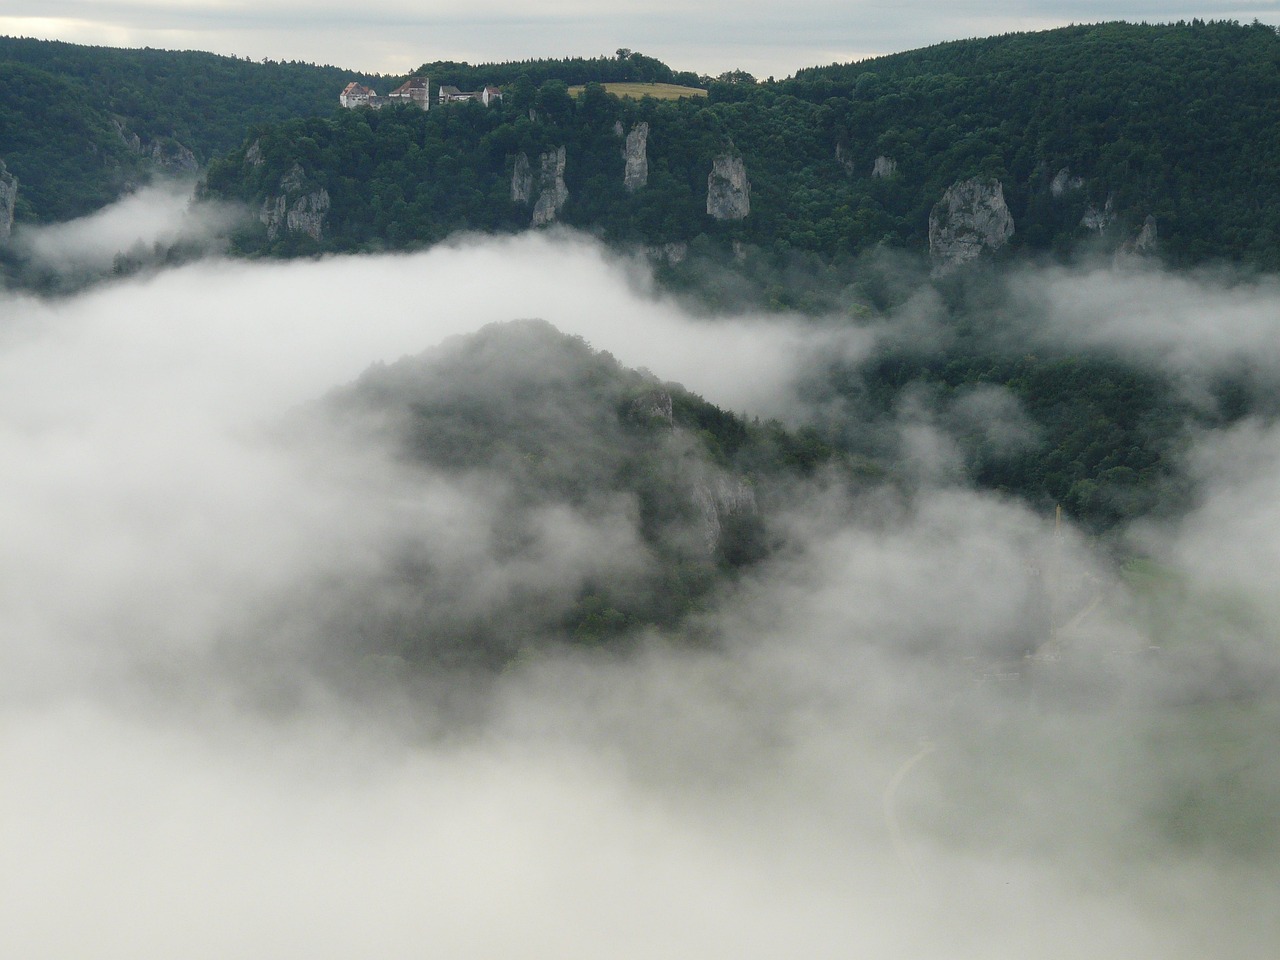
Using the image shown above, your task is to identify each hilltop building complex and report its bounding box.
[340,78,502,110]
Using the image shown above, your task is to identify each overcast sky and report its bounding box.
[3,1,1280,79]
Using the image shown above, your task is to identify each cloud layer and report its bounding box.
[1,196,1278,956]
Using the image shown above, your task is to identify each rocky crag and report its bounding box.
[928,177,1014,270]
[707,154,750,220]
[260,163,331,242]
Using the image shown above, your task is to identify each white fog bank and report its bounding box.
[1,219,1278,957]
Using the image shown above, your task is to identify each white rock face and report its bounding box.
[260,163,330,241]
[1050,167,1084,197]
[693,476,758,553]
[510,152,533,203]
[147,140,199,174]
[872,155,897,178]
[928,177,1014,269]
[1081,195,1115,233]
[0,160,17,242]
[115,119,199,174]
[531,147,569,226]
[707,154,750,220]
[623,122,649,192]
[1118,214,1158,259]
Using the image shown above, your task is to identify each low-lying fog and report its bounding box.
[1,189,1276,958]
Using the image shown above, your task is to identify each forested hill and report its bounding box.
[202,21,1280,268]
[0,36,382,221]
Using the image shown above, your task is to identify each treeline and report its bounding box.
[0,35,382,220]
[418,49,702,92]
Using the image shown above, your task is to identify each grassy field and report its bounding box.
[567,82,707,100]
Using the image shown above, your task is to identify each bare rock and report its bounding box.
[928,177,1014,270]
[872,155,897,178]
[1050,167,1084,197]
[1081,195,1116,233]
[707,154,750,220]
[0,159,17,241]
[1117,215,1158,259]
[623,122,649,192]
[531,146,569,226]
[511,152,533,203]
[260,163,330,241]
[693,477,758,554]
[627,388,674,426]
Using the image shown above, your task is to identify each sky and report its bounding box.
[2,1,1280,79]
[1,188,1278,956]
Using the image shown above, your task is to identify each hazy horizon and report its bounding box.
[4,3,1280,80]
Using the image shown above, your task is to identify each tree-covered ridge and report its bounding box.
[417,49,702,92]
[0,35,383,221]
[316,319,838,660]
[203,21,1280,267]
[781,19,1280,264]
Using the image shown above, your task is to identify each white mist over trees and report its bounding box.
[0,193,1277,957]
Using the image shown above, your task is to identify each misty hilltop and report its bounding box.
[298,318,836,666]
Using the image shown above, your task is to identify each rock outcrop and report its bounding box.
[707,154,750,220]
[244,139,265,167]
[531,147,569,226]
[510,152,533,203]
[260,163,331,242]
[693,476,758,554]
[622,122,649,192]
[1081,195,1115,233]
[1050,167,1084,197]
[0,159,17,242]
[114,120,199,174]
[872,155,897,178]
[928,177,1014,270]
[1118,215,1158,258]
[146,140,199,174]
[627,388,674,426]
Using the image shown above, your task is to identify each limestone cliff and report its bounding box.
[928,177,1014,269]
[114,120,199,175]
[260,163,331,242]
[693,476,758,554]
[0,159,17,242]
[1050,167,1084,196]
[510,152,533,203]
[1118,215,1158,258]
[530,147,569,226]
[872,155,897,178]
[623,122,649,192]
[1081,195,1115,233]
[707,154,750,220]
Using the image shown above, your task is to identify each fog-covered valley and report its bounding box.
[1,188,1277,958]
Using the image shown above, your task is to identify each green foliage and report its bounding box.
[0,35,384,221]
[203,21,1280,267]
